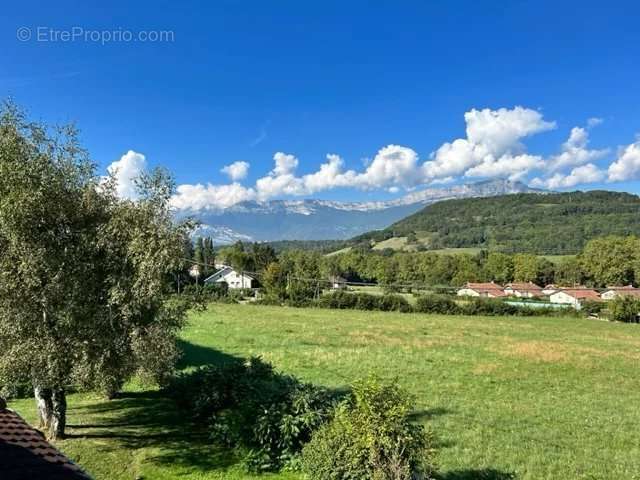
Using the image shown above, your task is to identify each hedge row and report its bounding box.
[311,291,570,317]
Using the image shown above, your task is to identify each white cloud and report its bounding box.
[465,154,544,181]
[272,152,298,176]
[221,161,250,181]
[170,182,256,210]
[106,150,147,199]
[608,140,640,182]
[255,152,305,199]
[531,163,605,189]
[547,127,609,172]
[422,106,556,181]
[354,145,421,189]
[161,107,639,211]
[464,106,556,156]
[587,117,603,128]
[301,154,357,193]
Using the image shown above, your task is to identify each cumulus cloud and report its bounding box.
[170,182,256,210]
[422,106,555,181]
[221,161,250,181]
[106,150,147,199]
[531,163,606,189]
[157,107,639,211]
[608,140,640,182]
[272,152,298,176]
[464,106,556,155]
[354,145,421,188]
[465,154,544,181]
[547,127,609,172]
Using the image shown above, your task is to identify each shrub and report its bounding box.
[354,292,380,310]
[460,298,521,316]
[609,295,640,323]
[317,290,359,309]
[581,300,605,317]
[254,293,283,306]
[318,291,412,313]
[302,376,435,480]
[377,294,413,313]
[168,357,337,471]
[415,294,460,315]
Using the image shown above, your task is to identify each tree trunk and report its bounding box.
[49,388,67,440]
[34,386,53,431]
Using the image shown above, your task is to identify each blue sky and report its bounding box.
[2,0,640,208]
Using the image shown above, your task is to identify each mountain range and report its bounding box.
[183,179,543,243]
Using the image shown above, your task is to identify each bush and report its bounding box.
[254,293,283,306]
[168,357,337,472]
[609,295,640,323]
[302,376,435,480]
[317,290,359,309]
[415,294,460,315]
[318,291,412,313]
[377,294,412,313]
[581,300,605,317]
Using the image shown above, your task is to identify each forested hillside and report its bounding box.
[353,191,640,254]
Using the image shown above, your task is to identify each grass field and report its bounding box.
[9,304,640,479]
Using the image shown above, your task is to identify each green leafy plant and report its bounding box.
[415,294,461,315]
[302,376,435,480]
[609,295,640,323]
[168,357,337,472]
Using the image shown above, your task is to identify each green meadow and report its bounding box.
[10,303,640,479]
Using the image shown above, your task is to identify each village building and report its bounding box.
[204,265,258,289]
[328,275,348,290]
[542,284,560,296]
[600,285,640,300]
[549,288,601,309]
[503,282,543,298]
[457,282,506,298]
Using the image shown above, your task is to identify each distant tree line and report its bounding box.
[187,235,640,304]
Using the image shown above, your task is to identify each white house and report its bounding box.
[204,265,257,289]
[457,282,506,298]
[600,285,640,301]
[503,282,543,298]
[549,288,601,309]
[542,284,559,296]
[328,275,348,290]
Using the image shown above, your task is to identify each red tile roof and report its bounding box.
[0,399,91,479]
[603,285,640,297]
[505,282,543,292]
[557,289,602,301]
[463,282,507,296]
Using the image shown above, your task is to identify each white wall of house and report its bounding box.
[207,269,254,289]
[504,288,535,298]
[600,290,618,301]
[549,291,581,309]
[457,288,480,297]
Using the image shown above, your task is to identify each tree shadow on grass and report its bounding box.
[64,342,255,473]
[65,389,238,473]
[409,406,453,422]
[435,469,516,480]
[176,339,241,369]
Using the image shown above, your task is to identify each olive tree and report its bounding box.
[0,102,191,439]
